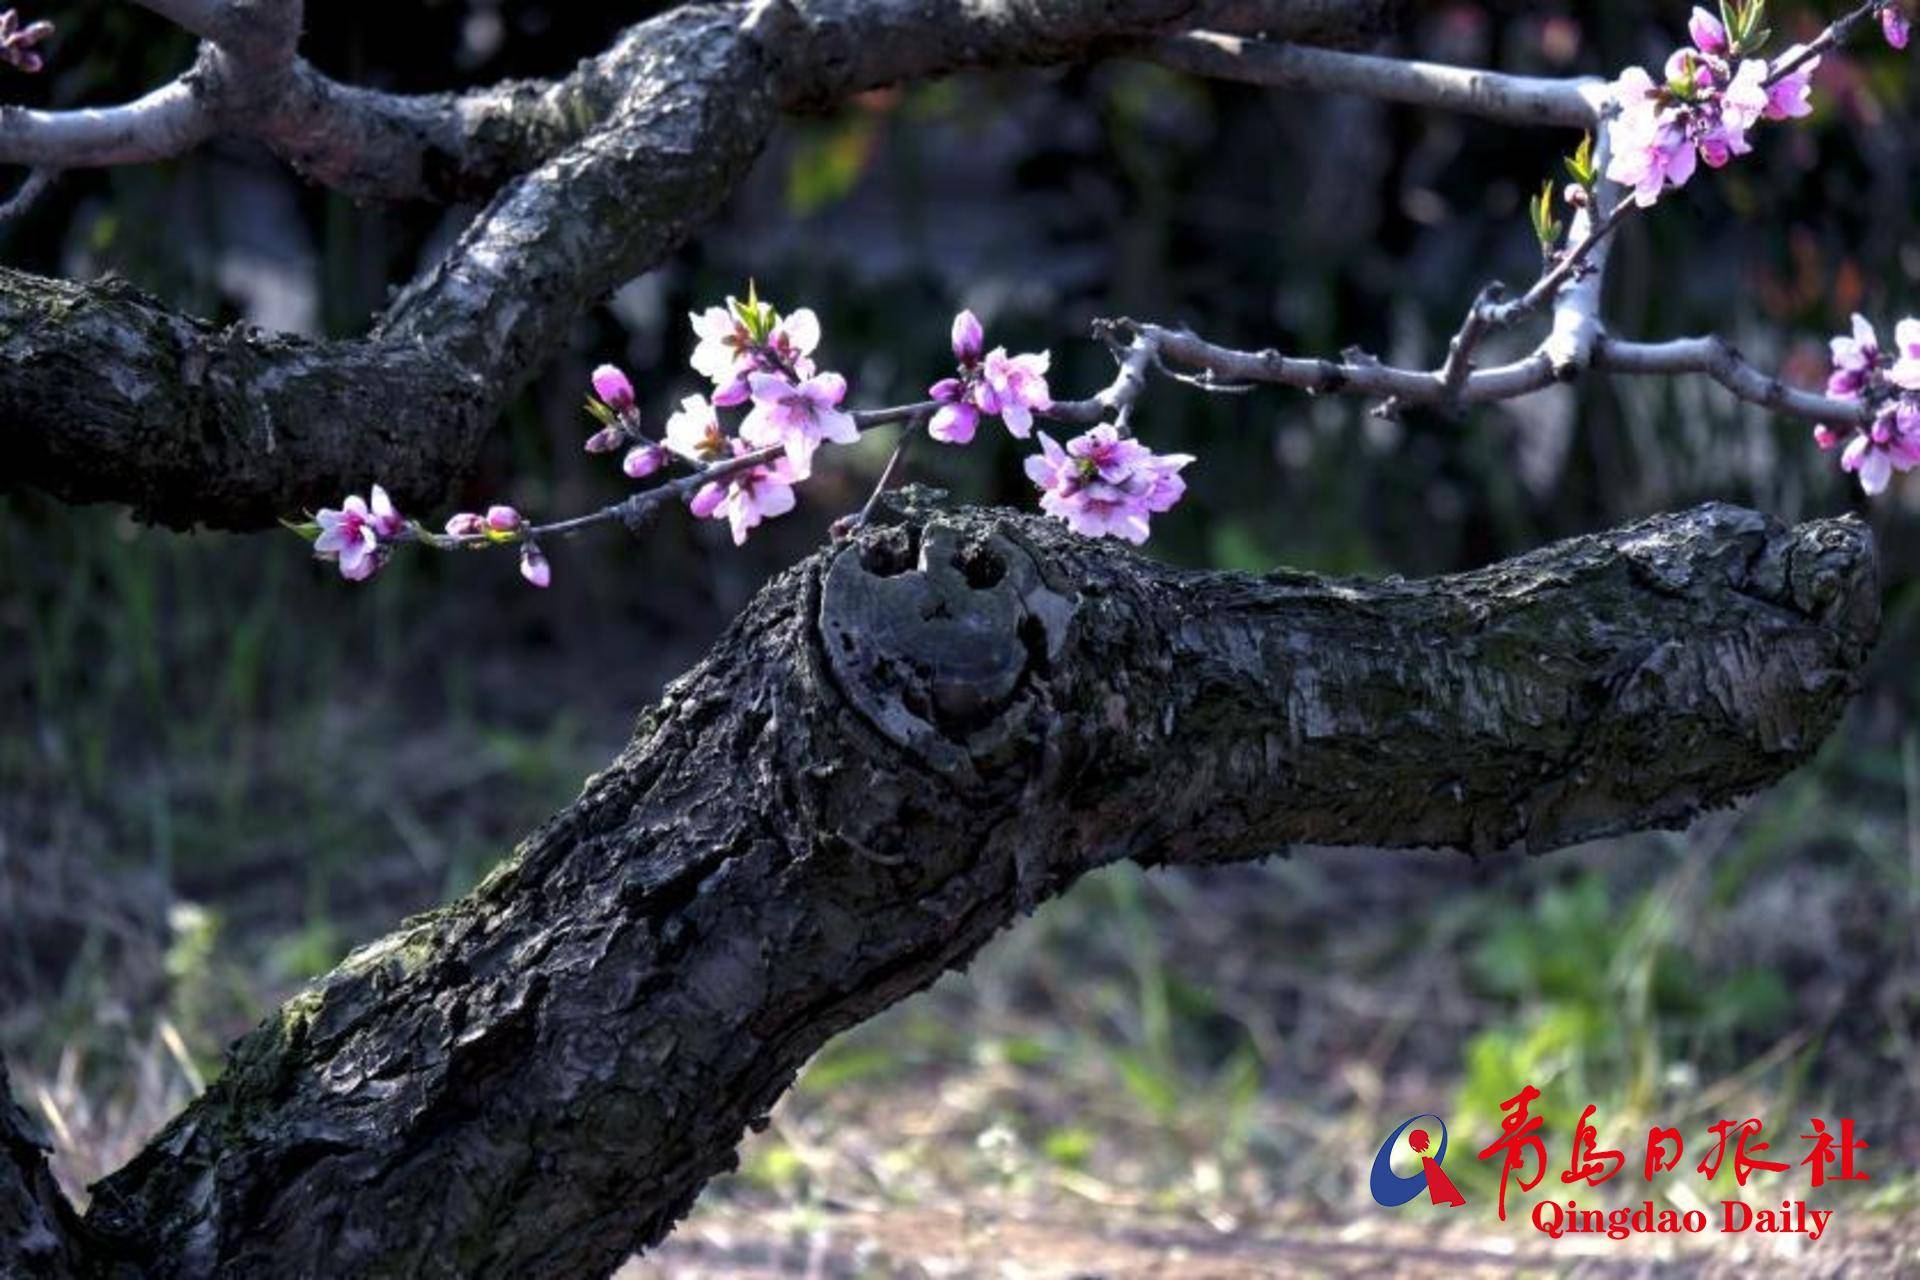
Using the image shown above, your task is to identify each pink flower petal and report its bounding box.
[519,545,551,588]
[690,481,726,519]
[930,403,979,444]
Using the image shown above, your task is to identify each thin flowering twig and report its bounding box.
[403,319,1865,549]
[298,285,1877,584]
[414,400,948,554]
[618,312,1872,550]
[1128,321,1869,426]
[1767,0,1890,85]
[302,306,1193,580]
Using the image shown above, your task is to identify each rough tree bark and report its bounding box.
[2,1057,87,1278]
[0,496,1876,1277]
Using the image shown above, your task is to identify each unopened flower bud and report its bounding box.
[690,481,727,520]
[1812,424,1839,451]
[951,309,985,364]
[486,505,523,532]
[584,425,625,454]
[623,443,669,479]
[1886,4,1912,51]
[1688,5,1730,57]
[591,364,636,414]
[519,543,551,589]
[444,512,487,536]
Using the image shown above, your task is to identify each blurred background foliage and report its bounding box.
[3,0,1919,1268]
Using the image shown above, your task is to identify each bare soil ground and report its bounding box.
[628,1201,1920,1278]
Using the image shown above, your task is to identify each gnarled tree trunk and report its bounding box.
[3,497,1879,1277]
[2,1057,88,1278]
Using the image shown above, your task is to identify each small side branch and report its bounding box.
[1131,320,1866,426]
[1543,131,1619,374]
[1596,335,1856,423]
[1438,283,1507,404]
[0,79,213,167]
[0,165,53,221]
[1144,32,1606,128]
[1769,0,1887,85]
[1478,196,1634,334]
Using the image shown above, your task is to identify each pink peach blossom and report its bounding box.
[976,347,1053,438]
[740,371,858,475]
[1024,425,1193,544]
[691,444,802,545]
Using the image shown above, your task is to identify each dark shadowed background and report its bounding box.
[3,1,1918,1272]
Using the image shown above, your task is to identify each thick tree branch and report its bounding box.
[0,1,1409,201]
[73,499,1874,1277]
[0,270,487,530]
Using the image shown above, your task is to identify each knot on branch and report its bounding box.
[819,511,1074,780]
[1615,504,1878,661]
[1771,514,1879,662]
